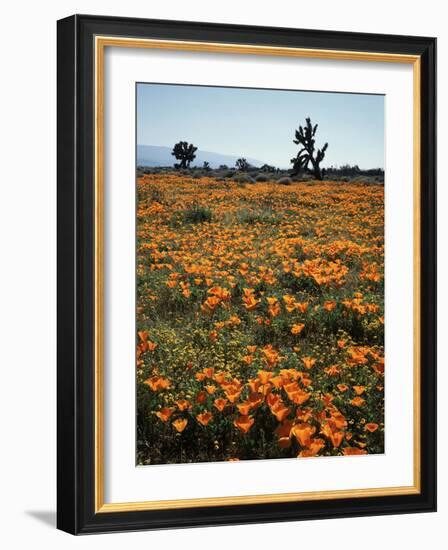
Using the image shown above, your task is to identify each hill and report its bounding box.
[137,144,264,169]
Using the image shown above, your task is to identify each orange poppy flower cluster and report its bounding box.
[136,173,384,465]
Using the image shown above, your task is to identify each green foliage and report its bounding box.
[277,176,292,185]
[234,173,256,184]
[182,205,213,224]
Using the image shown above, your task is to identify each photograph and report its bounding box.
[135,83,386,465]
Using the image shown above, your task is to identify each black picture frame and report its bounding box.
[57,14,436,535]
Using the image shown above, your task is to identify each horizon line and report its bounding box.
[137,143,384,171]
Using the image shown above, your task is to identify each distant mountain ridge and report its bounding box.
[137,144,264,169]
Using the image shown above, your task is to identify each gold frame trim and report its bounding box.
[94,36,422,513]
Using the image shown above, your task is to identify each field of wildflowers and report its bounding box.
[136,173,384,464]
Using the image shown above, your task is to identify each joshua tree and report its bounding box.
[290,117,328,180]
[235,158,250,171]
[171,141,198,169]
[202,161,211,171]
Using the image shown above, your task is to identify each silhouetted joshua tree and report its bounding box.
[290,117,328,180]
[235,158,250,171]
[202,161,211,171]
[171,141,198,169]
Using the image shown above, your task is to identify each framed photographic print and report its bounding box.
[57,14,436,534]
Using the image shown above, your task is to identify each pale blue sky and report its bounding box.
[137,83,384,169]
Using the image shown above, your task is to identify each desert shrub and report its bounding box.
[291,174,314,182]
[183,205,212,224]
[255,173,269,182]
[277,176,292,185]
[234,174,256,184]
[236,208,280,225]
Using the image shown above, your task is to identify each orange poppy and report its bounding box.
[283,381,299,398]
[144,376,171,391]
[343,446,368,456]
[329,430,344,448]
[213,397,228,412]
[208,286,231,301]
[242,295,260,311]
[353,385,366,395]
[365,422,379,432]
[372,362,385,375]
[175,399,190,412]
[201,295,221,313]
[237,401,252,416]
[302,357,316,370]
[328,410,347,430]
[137,330,149,342]
[248,378,261,393]
[155,407,175,422]
[172,418,188,433]
[325,365,341,376]
[262,345,281,367]
[203,367,214,378]
[234,415,255,434]
[298,438,325,457]
[196,390,207,404]
[296,302,309,313]
[337,384,349,392]
[225,387,243,403]
[247,392,263,408]
[291,423,316,448]
[268,299,281,318]
[291,323,305,335]
[296,407,313,422]
[196,411,213,426]
[270,376,284,389]
[351,396,366,407]
[276,420,293,447]
[266,392,281,408]
[214,371,227,384]
[322,393,334,407]
[258,370,273,384]
[347,347,369,366]
[289,390,311,405]
[270,401,291,422]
